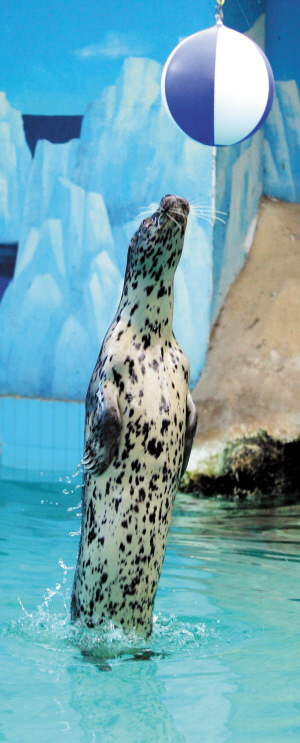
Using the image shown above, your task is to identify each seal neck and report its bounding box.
[110,200,188,343]
[117,275,175,341]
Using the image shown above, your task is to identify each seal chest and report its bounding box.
[71,194,197,634]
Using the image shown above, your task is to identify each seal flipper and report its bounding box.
[82,385,121,476]
[181,393,198,476]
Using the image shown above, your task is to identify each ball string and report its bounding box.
[216,0,225,22]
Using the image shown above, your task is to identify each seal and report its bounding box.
[71,194,198,634]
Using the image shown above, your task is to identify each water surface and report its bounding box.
[1,479,300,742]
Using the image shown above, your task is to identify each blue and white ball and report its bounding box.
[161,20,275,146]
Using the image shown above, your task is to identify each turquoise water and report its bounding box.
[1,478,300,742]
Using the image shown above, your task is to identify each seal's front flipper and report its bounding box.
[181,393,198,477]
[82,385,121,476]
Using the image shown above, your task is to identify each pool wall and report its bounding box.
[0,397,84,482]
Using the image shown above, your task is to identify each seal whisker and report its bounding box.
[189,201,216,210]
[193,214,227,225]
[166,211,181,228]
[189,198,225,209]
[188,206,227,225]
[168,210,189,220]
[136,202,160,220]
[189,200,227,214]
[191,208,227,216]
[136,211,153,220]
[190,210,227,218]
[139,203,160,211]
[213,216,227,225]
[137,206,167,232]
[195,214,227,225]
[198,215,214,225]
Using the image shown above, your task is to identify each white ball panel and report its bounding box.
[214,25,270,145]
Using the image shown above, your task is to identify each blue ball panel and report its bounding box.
[164,26,218,145]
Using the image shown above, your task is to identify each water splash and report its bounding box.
[2,583,225,673]
[60,464,83,495]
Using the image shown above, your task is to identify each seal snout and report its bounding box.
[160,194,189,225]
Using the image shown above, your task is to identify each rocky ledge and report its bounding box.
[184,198,300,504]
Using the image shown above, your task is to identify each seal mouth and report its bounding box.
[159,194,189,227]
[135,194,189,241]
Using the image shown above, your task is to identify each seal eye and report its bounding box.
[139,220,148,232]
[138,218,152,237]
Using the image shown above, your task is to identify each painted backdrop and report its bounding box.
[0,0,221,398]
[0,0,299,400]
[0,60,213,398]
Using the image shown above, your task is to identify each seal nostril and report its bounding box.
[160,194,190,216]
[160,194,175,208]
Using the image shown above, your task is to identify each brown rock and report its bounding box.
[193,197,300,445]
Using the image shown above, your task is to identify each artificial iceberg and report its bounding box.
[0,93,32,243]
[0,58,213,399]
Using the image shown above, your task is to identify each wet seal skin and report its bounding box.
[71,194,198,635]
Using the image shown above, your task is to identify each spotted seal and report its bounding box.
[71,194,197,634]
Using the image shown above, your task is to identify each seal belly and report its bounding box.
[72,355,187,633]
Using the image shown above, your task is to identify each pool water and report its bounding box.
[1,478,300,742]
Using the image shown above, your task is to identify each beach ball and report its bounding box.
[161,19,274,146]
